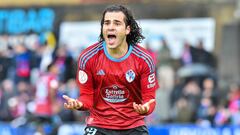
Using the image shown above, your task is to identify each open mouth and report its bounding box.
[107,34,116,45]
[107,34,116,39]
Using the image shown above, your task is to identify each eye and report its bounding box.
[115,22,121,26]
[104,21,110,25]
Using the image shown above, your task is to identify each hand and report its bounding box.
[63,95,83,110]
[133,99,155,115]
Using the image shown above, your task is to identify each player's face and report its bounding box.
[102,11,130,49]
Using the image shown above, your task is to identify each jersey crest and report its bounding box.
[125,69,135,83]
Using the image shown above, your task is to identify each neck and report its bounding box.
[107,42,129,59]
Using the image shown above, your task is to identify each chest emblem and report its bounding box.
[125,69,135,83]
[101,85,129,103]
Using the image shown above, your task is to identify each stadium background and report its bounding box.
[0,0,239,135]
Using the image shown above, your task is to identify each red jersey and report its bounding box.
[35,73,58,116]
[76,42,159,129]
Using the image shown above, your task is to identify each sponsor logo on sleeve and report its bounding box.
[78,70,88,84]
[147,73,156,88]
[148,73,155,83]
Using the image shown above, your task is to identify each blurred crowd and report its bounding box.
[0,33,239,133]
[0,34,88,134]
[146,37,240,127]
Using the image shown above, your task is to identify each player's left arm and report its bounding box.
[133,99,156,115]
[133,58,159,115]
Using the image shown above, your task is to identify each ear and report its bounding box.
[126,25,130,35]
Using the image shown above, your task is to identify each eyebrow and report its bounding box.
[104,19,122,23]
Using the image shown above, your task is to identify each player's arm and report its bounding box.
[133,57,159,115]
[75,68,94,111]
[133,99,155,115]
[63,53,94,111]
[140,72,158,115]
[76,51,95,111]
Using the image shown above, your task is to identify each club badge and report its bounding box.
[125,69,135,83]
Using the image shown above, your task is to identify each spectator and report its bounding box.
[53,46,76,83]
[180,41,193,66]
[227,82,240,125]
[180,80,201,122]
[193,39,217,68]
[171,97,193,123]
[0,79,16,121]
[33,62,62,134]
[13,44,33,83]
[196,78,219,126]
[157,37,172,68]
[0,51,11,81]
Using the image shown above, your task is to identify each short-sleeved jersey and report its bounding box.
[76,42,159,129]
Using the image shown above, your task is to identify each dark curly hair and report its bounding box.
[99,5,145,46]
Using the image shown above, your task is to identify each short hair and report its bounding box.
[99,5,145,45]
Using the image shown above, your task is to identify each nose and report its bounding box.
[107,23,115,31]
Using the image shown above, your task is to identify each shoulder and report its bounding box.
[78,42,103,69]
[131,45,155,73]
[79,42,103,57]
[132,44,153,61]
[132,44,151,54]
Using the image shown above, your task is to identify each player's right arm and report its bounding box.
[74,45,97,111]
[63,43,99,111]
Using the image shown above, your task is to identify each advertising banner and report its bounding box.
[59,18,215,59]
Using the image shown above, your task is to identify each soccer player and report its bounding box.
[63,5,159,135]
